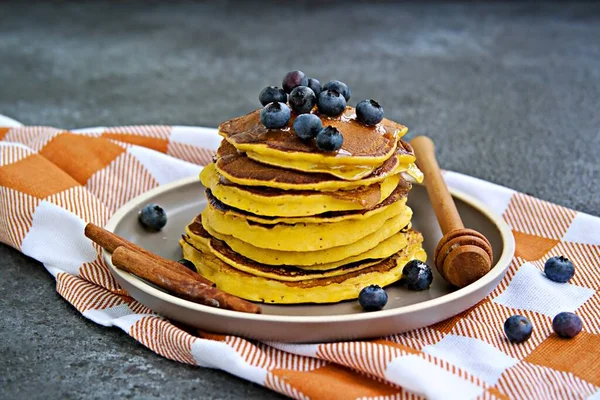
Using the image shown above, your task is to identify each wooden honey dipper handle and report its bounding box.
[410,136,464,234]
[410,135,493,288]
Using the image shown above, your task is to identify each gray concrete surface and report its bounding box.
[1,1,599,399]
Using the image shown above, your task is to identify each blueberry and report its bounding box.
[544,256,575,283]
[317,90,347,116]
[282,70,309,93]
[358,285,388,311]
[356,99,384,126]
[307,78,322,96]
[293,113,322,140]
[552,312,582,338]
[139,203,167,232]
[323,80,351,101]
[178,259,197,272]
[259,86,287,106]
[401,260,433,291]
[316,126,343,152]
[260,102,291,129]
[289,86,317,114]
[504,315,533,343]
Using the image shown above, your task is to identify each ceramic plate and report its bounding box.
[104,176,514,343]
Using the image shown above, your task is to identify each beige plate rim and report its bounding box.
[104,175,515,323]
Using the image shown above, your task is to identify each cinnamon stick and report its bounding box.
[112,246,261,314]
[85,223,213,286]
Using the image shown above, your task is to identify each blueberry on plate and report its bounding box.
[282,70,309,93]
[139,203,167,232]
[401,260,433,291]
[544,256,575,283]
[356,99,384,126]
[317,90,347,116]
[307,77,322,96]
[260,102,291,129]
[316,126,343,152]
[178,259,197,272]
[358,285,388,311]
[259,86,287,106]
[504,315,533,343]
[323,80,351,101]
[293,113,322,140]
[289,86,317,114]
[552,312,582,338]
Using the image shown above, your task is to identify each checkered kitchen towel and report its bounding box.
[1,121,599,400]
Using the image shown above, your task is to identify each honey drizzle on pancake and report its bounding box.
[219,107,404,159]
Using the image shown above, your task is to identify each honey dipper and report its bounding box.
[410,136,493,287]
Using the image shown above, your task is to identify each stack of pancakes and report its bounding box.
[180,107,427,304]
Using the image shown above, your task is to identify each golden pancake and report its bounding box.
[200,162,401,217]
[244,151,376,181]
[205,175,412,225]
[201,206,410,262]
[186,218,410,270]
[215,140,421,191]
[219,107,408,180]
[180,230,426,304]
[201,197,412,251]
[184,224,386,281]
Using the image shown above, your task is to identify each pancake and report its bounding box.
[200,162,401,217]
[219,107,408,180]
[215,140,421,191]
[180,230,426,304]
[201,206,410,262]
[201,195,412,254]
[186,218,410,270]
[244,151,378,181]
[205,178,411,225]
[201,197,412,251]
[183,224,386,281]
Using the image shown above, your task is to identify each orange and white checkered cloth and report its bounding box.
[1,120,599,399]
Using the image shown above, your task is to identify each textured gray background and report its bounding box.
[1,1,599,399]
